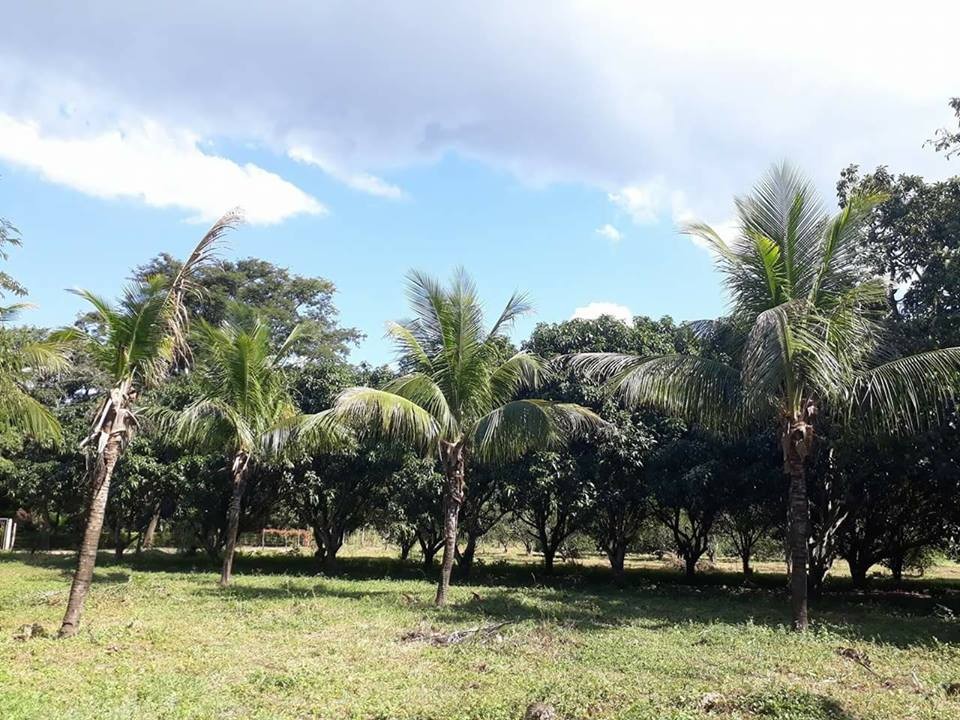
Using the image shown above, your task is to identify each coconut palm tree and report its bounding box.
[569,164,960,630]
[329,269,603,605]
[57,212,239,638]
[165,312,346,586]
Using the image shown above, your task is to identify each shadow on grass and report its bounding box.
[3,550,958,647]
[737,688,861,719]
[187,568,960,648]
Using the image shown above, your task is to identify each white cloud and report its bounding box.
[607,183,739,253]
[288,146,406,200]
[608,180,666,224]
[0,2,957,219]
[0,114,324,224]
[595,223,623,243]
[571,302,633,325]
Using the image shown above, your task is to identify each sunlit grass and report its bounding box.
[1,551,958,719]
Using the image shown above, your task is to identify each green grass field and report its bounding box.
[1,550,959,719]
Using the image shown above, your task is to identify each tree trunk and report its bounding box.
[142,504,161,550]
[59,419,126,637]
[457,533,478,579]
[399,538,414,561]
[741,551,752,577]
[113,522,125,561]
[784,419,811,632]
[422,543,438,569]
[849,559,868,590]
[808,557,830,598]
[609,545,627,582]
[219,454,249,587]
[889,554,904,585]
[321,529,342,572]
[435,441,466,607]
[323,549,338,572]
[542,543,557,574]
[684,554,697,579]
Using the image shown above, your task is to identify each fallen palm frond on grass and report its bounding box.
[400,620,516,646]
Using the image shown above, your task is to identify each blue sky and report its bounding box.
[1,2,957,364]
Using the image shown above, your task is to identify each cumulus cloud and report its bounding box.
[608,181,665,224]
[0,2,956,219]
[0,114,324,224]
[595,223,623,243]
[571,302,633,325]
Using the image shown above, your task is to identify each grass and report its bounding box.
[1,550,958,720]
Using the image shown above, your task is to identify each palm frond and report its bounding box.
[18,335,75,375]
[849,348,960,435]
[386,320,433,372]
[683,221,738,261]
[164,210,241,364]
[273,322,308,361]
[0,384,62,444]
[568,352,741,431]
[270,409,354,457]
[382,373,458,437]
[168,210,241,302]
[404,269,452,351]
[810,191,886,306]
[488,351,549,407]
[332,386,440,451]
[736,162,825,297]
[818,280,887,369]
[0,302,35,323]
[68,288,118,328]
[487,290,533,341]
[170,397,254,454]
[471,399,604,463]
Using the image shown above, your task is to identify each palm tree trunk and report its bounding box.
[784,420,811,631]
[59,428,123,638]
[435,442,465,607]
[220,453,249,587]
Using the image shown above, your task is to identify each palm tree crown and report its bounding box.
[172,316,301,458]
[573,163,960,436]
[334,269,601,459]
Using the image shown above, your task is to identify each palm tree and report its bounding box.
[570,164,960,630]
[329,269,603,605]
[166,313,345,586]
[57,212,240,638]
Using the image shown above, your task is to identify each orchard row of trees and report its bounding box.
[1,101,960,634]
